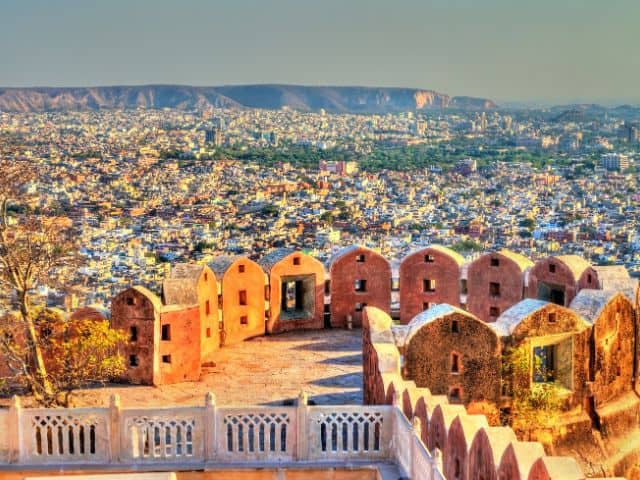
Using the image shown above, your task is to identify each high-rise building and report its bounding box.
[621,122,639,143]
[601,153,630,171]
[205,128,224,147]
[479,112,488,132]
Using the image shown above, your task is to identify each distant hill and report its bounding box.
[0,84,497,113]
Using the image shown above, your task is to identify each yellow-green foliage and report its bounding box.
[502,343,564,440]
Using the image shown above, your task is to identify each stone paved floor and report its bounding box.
[71,329,363,408]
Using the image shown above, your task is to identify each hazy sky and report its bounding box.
[1,0,638,103]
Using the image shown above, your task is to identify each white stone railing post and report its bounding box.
[432,448,443,479]
[204,392,216,462]
[8,396,21,464]
[411,416,421,479]
[296,391,308,461]
[109,394,121,462]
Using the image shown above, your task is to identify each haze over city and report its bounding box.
[1,0,639,104]
[2,2,640,480]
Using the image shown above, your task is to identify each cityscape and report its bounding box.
[1,103,638,309]
[1,1,640,480]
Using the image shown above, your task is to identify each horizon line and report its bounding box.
[0,82,639,108]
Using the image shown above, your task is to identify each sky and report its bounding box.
[1,0,638,104]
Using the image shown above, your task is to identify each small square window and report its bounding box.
[424,254,435,263]
[355,279,367,292]
[451,353,460,373]
[129,355,139,367]
[238,264,245,273]
[548,312,557,323]
[451,320,459,333]
[162,355,171,364]
[293,257,301,266]
[126,297,136,306]
[449,387,461,403]
[549,264,556,273]
[240,315,248,325]
[490,258,500,267]
[490,282,501,297]
[423,302,430,310]
[129,326,138,342]
[239,290,247,305]
[489,306,499,317]
[423,279,436,293]
[161,324,171,341]
[356,254,365,262]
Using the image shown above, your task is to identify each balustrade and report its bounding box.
[0,393,442,479]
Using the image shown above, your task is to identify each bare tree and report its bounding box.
[0,159,81,405]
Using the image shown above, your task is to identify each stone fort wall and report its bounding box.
[362,306,625,480]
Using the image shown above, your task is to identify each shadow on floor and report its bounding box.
[318,353,363,365]
[290,340,360,352]
[310,372,362,388]
[260,389,363,407]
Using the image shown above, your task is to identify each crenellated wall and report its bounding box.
[362,306,626,480]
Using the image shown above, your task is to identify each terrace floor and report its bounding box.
[69,328,363,408]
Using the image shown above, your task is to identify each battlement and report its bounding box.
[361,306,626,480]
[109,246,637,387]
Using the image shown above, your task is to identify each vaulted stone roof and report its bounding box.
[258,248,296,273]
[569,289,624,324]
[208,255,237,278]
[492,299,550,337]
[162,278,199,306]
[329,244,380,267]
[170,263,204,280]
[497,249,534,272]
[131,285,163,312]
[593,265,638,302]
[553,255,592,281]
[402,244,465,266]
[402,304,480,347]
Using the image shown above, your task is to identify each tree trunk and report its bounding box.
[19,291,53,400]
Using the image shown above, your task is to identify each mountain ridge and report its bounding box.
[0,84,497,113]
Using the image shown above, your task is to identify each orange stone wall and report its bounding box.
[467,252,526,322]
[527,257,598,306]
[221,258,266,345]
[330,248,391,328]
[399,247,461,324]
[111,288,159,385]
[266,252,325,333]
[198,266,220,363]
[157,306,201,384]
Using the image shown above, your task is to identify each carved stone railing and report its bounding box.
[120,406,205,463]
[306,405,392,461]
[0,393,443,479]
[215,407,296,462]
[19,407,110,464]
